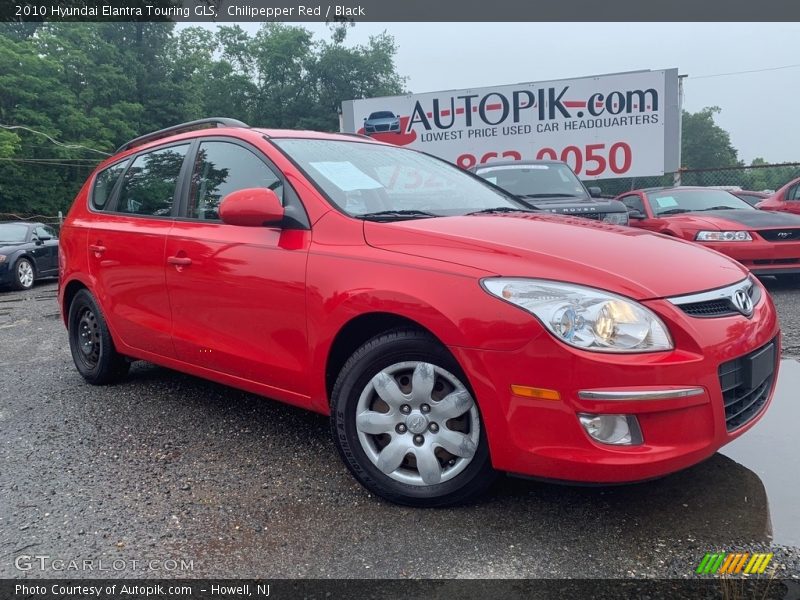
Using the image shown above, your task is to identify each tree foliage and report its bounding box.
[0,22,406,215]
[680,106,739,170]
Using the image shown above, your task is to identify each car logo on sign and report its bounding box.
[732,288,754,317]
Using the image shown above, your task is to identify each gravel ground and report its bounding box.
[1,279,799,579]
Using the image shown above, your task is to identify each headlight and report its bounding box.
[0,255,6,264]
[695,231,752,242]
[601,212,629,226]
[482,278,673,353]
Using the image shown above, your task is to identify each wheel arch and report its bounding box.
[324,312,446,407]
[61,278,89,325]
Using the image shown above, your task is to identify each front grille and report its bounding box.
[681,299,737,317]
[374,124,390,131]
[718,338,777,431]
[759,228,800,242]
[677,282,761,318]
[752,258,800,265]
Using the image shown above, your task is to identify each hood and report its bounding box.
[364,213,747,300]
[0,242,24,254]
[366,117,399,125]
[528,197,626,214]
[666,209,800,230]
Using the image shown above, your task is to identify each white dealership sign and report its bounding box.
[341,69,681,179]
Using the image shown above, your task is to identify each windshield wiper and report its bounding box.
[519,193,580,198]
[357,209,438,220]
[696,206,739,211]
[467,207,535,215]
[658,208,690,215]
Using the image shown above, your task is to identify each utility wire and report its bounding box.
[0,123,112,156]
[689,63,800,80]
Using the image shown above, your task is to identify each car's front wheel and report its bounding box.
[67,289,130,385]
[12,258,35,290]
[331,329,496,507]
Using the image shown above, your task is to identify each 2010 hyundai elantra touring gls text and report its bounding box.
[57,118,780,507]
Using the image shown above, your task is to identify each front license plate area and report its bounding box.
[745,343,774,389]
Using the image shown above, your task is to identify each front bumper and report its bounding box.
[450,289,780,483]
[699,238,800,274]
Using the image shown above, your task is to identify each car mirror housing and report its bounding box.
[588,186,602,198]
[219,188,284,227]
[628,209,646,219]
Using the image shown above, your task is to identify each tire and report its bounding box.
[331,328,496,507]
[12,258,35,290]
[67,289,130,385]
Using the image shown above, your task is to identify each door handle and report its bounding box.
[89,244,106,254]
[167,256,192,266]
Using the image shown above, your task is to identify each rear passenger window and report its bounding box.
[187,141,283,220]
[91,160,129,211]
[116,145,189,217]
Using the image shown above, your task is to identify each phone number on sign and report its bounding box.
[457,142,633,177]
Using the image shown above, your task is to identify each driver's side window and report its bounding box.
[34,226,56,240]
[788,185,800,201]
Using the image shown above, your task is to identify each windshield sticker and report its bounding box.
[309,161,383,191]
[485,176,497,184]
[655,196,678,208]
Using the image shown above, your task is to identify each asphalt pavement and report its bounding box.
[1,279,799,579]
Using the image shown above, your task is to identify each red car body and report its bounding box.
[757,176,800,214]
[58,124,780,504]
[618,187,800,277]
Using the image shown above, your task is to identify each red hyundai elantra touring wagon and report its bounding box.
[58,119,780,506]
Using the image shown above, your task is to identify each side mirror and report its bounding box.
[627,209,646,220]
[219,188,284,227]
[38,233,52,241]
[588,186,602,198]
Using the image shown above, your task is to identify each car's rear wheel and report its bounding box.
[12,258,35,290]
[331,328,496,507]
[68,289,130,385]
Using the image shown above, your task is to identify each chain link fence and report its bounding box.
[591,162,800,198]
[0,212,63,232]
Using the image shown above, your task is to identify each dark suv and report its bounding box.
[472,160,628,225]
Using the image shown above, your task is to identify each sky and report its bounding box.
[223,21,800,165]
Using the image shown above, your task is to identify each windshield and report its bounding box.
[0,223,28,243]
[475,163,587,199]
[368,112,395,119]
[649,189,754,215]
[273,139,523,218]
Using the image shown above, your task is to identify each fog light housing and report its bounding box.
[578,413,643,445]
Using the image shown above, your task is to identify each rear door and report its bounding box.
[164,138,312,396]
[87,143,191,358]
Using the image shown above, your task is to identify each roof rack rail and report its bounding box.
[116,118,250,153]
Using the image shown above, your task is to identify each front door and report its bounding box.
[165,139,311,396]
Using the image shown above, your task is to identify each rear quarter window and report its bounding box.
[91,160,129,211]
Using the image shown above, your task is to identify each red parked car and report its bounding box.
[757,176,800,214]
[618,187,800,281]
[58,119,780,506]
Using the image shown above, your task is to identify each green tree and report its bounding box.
[0,22,407,214]
[680,106,739,170]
